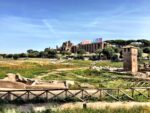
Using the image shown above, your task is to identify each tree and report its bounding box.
[65,51,71,56]
[6,54,13,58]
[106,40,127,46]
[119,50,123,58]
[27,49,34,54]
[143,47,150,53]
[39,51,45,58]
[43,47,58,58]
[112,47,120,53]
[111,54,119,61]
[77,49,86,56]
[27,49,39,58]
[0,54,6,58]
[138,48,143,58]
[137,39,150,47]
[102,47,115,59]
[95,49,102,58]
[47,49,57,58]
[43,47,57,58]
[19,53,28,58]
[126,40,136,45]
[13,54,19,60]
[60,51,71,56]
[106,39,150,47]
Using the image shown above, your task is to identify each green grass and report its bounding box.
[43,69,135,89]
[65,60,123,68]
[0,60,76,78]
[95,60,123,68]
[65,60,92,67]
[0,59,123,79]
[0,63,53,78]
[1,59,149,89]
[139,59,150,64]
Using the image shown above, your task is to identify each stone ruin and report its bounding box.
[0,73,68,90]
[122,46,150,78]
[3,73,35,85]
[139,63,150,71]
[90,66,123,72]
[135,63,150,78]
[90,64,150,79]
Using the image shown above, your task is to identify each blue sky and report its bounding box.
[0,0,150,53]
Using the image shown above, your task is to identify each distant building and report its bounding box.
[80,40,91,45]
[70,42,106,53]
[77,42,105,53]
[58,38,109,53]
[123,46,138,73]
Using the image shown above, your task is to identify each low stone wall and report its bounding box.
[0,80,26,89]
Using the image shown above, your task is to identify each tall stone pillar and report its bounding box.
[123,46,138,73]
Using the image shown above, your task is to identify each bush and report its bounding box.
[143,47,150,53]
[13,54,19,60]
[77,49,86,56]
[102,47,115,59]
[111,54,119,61]
[138,48,143,58]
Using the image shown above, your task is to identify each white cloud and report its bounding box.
[42,19,56,33]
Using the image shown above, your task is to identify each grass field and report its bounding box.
[65,60,123,68]
[42,69,133,88]
[0,59,123,79]
[0,58,77,78]
[0,58,149,89]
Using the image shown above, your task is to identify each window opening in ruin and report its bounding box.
[128,48,130,52]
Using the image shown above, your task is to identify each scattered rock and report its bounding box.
[134,72,150,78]
[1,73,67,90]
[65,80,75,86]
[3,73,35,85]
[80,83,95,89]
[145,72,150,77]
[139,63,150,71]
[90,66,123,72]
[0,80,26,89]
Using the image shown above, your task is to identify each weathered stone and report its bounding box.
[90,66,123,72]
[1,73,67,90]
[123,46,138,73]
[80,83,95,89]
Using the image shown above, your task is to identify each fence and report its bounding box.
[0,87,150,102]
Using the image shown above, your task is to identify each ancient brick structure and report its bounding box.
[60,41,73,52]
[123,46,138,73]
[78,42,104,53]
[58,40,108,53]
[71,42,106,53]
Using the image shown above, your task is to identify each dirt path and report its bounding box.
[59,102,150,110]
[35,67,88,80]
[11,102,150,112]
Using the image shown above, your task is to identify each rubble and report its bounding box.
[3,73,35,85]
[0,73,68,90]
[139,63,150,71]
[145,72,150,77]
[132,72,150,78]
[90,66,123,72]
[90,65,150,79]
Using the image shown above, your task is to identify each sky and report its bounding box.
[0,0,150,53]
